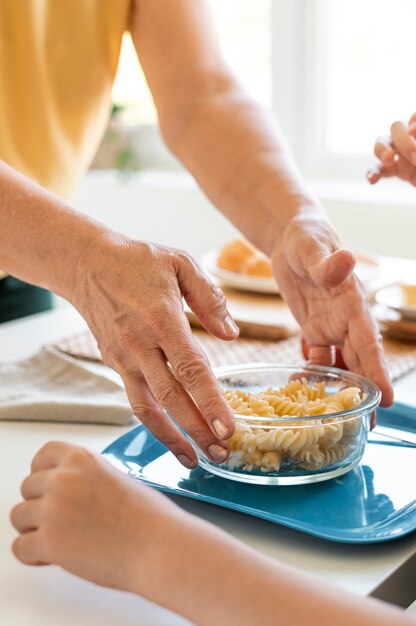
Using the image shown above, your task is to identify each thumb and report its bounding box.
[309,247,356,289]
[175,252,239,341]
[285,217,356,289]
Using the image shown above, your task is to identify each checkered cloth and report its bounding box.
[52,329,416,383]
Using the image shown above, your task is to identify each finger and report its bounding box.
[10,500,42,533]
[158,313,236,439]
[11,531,49,566]
[31,441,74,473]
[409,119,416,138]
[367,158,415,183]
[368,134,400,184]
[286,217,352,290]
[175,252,239,340]
[390,121,416,166]
[373,135,395,166]
[342,322,393,408]
[121,369,199,468]
[307,345,336,367]
[366,165,382,184]
[21,470,51,500]
[409,112,416,126]
[311,248,356,289]
[129,346,231,464]
[367,163,397,184]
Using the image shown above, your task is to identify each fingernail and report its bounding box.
[410,151,416,166]
[366,169,378,183]
[208,444,229,463]
[177,454,196,469]
[224,315,239,336]
[213,418,229,439]
[380,149,392,163]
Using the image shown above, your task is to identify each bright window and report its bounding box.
[272,0,416,177]
[325,0,416,156]
[208,0,271,108]
[111,0,271,121]
[111,33,156,124]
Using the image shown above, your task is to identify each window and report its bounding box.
[208,0,271,108]
[111,33,157,125]
[325,0,416,156]
[111,0,271,122]
[272,0,416,178]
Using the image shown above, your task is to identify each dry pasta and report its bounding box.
[224,379,362,473]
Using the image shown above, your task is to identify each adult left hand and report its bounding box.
[271,214,393,407]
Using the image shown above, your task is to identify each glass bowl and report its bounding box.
[194,364,381,485]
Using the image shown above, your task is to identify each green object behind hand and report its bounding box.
[0,277,52,323]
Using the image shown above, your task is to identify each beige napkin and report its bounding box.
[0,347,133,425]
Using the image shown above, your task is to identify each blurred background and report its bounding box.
[76,0,416,259]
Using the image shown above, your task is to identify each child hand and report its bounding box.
[367,113,416,185]
[10,441,181,594]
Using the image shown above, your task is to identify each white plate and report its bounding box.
[201,250,279,294]
[201,249,380,295]
[375,284,416,321]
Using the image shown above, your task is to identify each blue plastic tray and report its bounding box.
[102,402,416,544]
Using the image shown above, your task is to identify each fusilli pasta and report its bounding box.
[224,379,363,473]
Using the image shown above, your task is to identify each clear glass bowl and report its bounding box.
[194,364,381,485]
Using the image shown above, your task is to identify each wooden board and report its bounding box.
[185,288,299,341]
[374,304,416,343]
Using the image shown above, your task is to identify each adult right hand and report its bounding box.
[367,112,416,185]
[270,215,393,407]
[71,234,239,469]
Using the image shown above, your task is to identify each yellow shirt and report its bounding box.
[0,0,131,201]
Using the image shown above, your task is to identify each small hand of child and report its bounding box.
[10,441,180,594]
[367,113,416,185]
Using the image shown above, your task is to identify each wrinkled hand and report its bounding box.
[367,112,416,185]
[272,215,393,406]
[10,442,177,593]
[73,235,239,468]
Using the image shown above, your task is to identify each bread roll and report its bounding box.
[241,254,273,277]
[218,239,273,277]
[217,239,254,272]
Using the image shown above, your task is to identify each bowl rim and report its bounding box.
[214,362,382,423]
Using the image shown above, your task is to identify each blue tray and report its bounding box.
[102,402,416,544]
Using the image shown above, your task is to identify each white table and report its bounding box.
[1,304,415,625]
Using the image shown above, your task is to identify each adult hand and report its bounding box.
[72,236,239,468]
[271,215,393,406]
[10,442,180,593]
[367,113,416,185]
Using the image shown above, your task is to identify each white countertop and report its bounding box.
[1,303,415,625]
